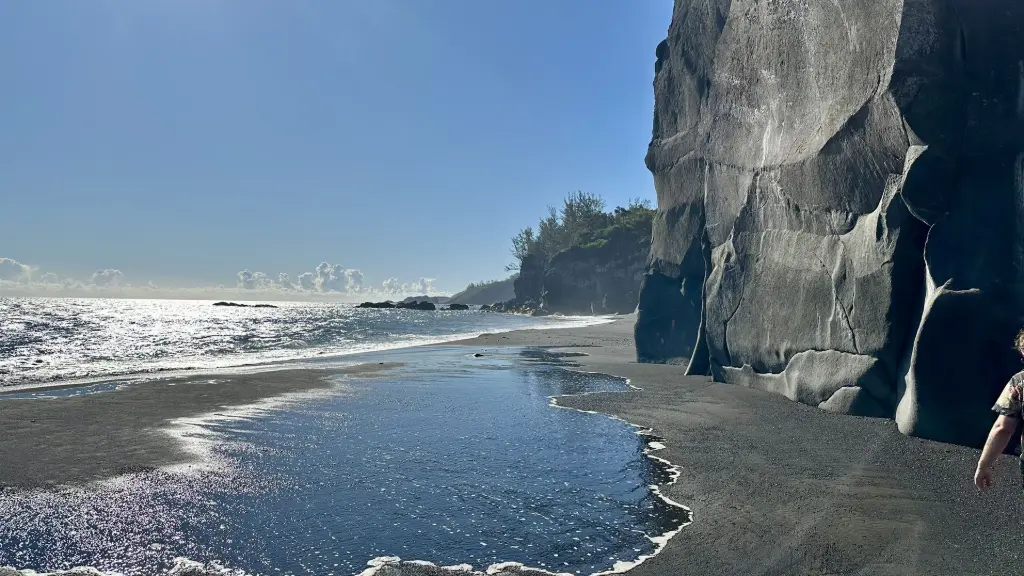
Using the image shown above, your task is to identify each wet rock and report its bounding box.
[357,301,396,309]
[395,301,436,311]
[400,295,450,306]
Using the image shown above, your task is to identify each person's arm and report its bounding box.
[975,415,1019,490]
[976,380,1023,490]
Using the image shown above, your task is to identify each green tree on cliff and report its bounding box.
[509,227,536,269]
[507,192,653,270]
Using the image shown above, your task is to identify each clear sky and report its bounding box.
[0,1,671,298]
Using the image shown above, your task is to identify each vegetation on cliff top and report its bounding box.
[507,191,655,271]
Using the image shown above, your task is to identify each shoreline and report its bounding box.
[0,312,616,395]
[0,362,401,489]
[1,317,1020,575]
[0,318,687,576]
[436,317,1023,575]
[548,380,692,576]
[0,320,677,576]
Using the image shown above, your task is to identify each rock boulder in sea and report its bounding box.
[357,300,437,311]
[400,295,451,306]
[396,300,437,311]
[636,0,1024,447]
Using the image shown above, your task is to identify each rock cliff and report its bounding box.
[637,0,1024,447]
[540,226,647,315]
[512,223,650,315]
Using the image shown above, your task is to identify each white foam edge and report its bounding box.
[2,314,615,395]
[0,378,350,497]
[0,556,248,576]
[356,557,574,576]
[546,375,691,575]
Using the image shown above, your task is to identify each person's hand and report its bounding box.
[975,464,995,490]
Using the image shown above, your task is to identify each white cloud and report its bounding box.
[0,257,32,283]
[379,276,438,296]
[0,257,449,301]
[91,269,124,287]
[315,262,347,292]
[234,263,427,298]
[236,269,271,290]
[297,272,316,291]
[344,269,364,292]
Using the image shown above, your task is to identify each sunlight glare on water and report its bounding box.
[0,348,686,576]
[0,297,609,388]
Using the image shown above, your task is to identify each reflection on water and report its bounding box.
[0,347,687,576]
[1,297,609,388]
[0,381,126,400]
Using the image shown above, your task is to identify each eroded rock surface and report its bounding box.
[637,0,1024,447]
[508,228,649,316]
[540,227,648,315]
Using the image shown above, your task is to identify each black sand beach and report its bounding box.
[2,318,1021,575]
[446,318,1024,576]
[0,363,400,488]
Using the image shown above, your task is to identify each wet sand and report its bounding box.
[3,316,1022,575]
[0,363,400,489]
[445,316,1024,576]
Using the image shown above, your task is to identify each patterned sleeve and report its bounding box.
[993,379,1024,418]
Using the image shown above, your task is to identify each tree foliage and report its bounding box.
[508,227,535,270]
[507,192,654,270]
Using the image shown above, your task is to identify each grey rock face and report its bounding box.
[512,254,545,306]
[638,0,1024,447]
[541,233,647,315]
[512,229,649,316]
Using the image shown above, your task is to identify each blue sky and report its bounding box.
[0,1,671,295]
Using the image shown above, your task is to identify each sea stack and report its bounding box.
[636,0,1024,448]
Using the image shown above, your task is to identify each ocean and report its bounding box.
[0,298,688,576]
[0,297,609,389]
